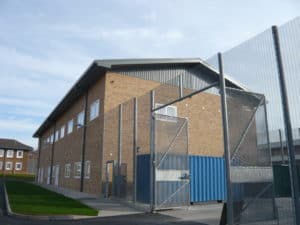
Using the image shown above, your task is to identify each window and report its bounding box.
[55,130,59,141]
[77,111,85,128]
[85,161,91,179]
[5,162,12,170]
[15,162,22,170]
[60,125,65,139]
[64,164,71,178]
[154,103,177,121]
[0,161,3,170]
[50,134,54,143]
[89,100,99,121]
[16,150,23,158]
[6,150,14,158]
[74,162,81,178]
[67,119,73,134]
[0,149,4,157]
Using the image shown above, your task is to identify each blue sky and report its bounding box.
[0,0,299,148]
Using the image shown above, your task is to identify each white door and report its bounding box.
[54,165,59,186]
[47,166,51,184]
[40,168,44,183]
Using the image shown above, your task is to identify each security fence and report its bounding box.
[207,16,300,225]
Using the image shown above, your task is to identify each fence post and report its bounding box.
[133,98,138,203]
[118,104,123,198]
[272,25,300,225]
[150,90,155,212]
[218,52,234,225]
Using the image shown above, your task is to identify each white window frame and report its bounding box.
[77,111,85,128]
[55,130,59,141]
[60,125,65,139]
[0,149,4,157]
[154,103,178,122]
[0,161,3,170]
[84,161,91,179]
[16,150,23,158]
[15,162,22,170]
[67,119,73,134]
[64,164,71,178]
[89,99,99,121]
[6,150,14,158]
[74,162,81,178]
[5,162,13,170]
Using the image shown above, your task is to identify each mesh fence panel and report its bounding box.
[207,25,296,225]
[120,98,135,200]
[103,106,119,198]
[154,114,189,209]
[227,88,277,225]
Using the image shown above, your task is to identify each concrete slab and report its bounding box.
[37,183,144,217]
[158,203,223,225]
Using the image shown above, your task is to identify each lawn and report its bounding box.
[5,180,98,216]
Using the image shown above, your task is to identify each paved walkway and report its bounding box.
[39,183,144,217]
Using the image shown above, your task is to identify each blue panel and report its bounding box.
[189,155,226,202]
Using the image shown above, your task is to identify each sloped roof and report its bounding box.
[0,138,33,151]
[33,58,247,137]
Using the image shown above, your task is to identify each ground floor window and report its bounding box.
[64,164,71,178]
[85,161,91,179]
[5,162,13,170]
[0,161,2,170]
[74,162,81,178]
[15,162,22,170]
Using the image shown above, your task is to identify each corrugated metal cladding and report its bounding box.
[189,156,226,202]
[111,64,218,93]
[137,154,227,204]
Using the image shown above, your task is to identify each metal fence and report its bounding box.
[207,16,300,225]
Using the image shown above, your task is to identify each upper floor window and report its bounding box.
[16,150,23,158]
[0,149,4,157]
[60,125,65,139]
[77,111,85,128]
[55,130,59,141]
[67,119,73,134]
[154,103,177,121]
[6,150,14,158]
[90,100,99,121]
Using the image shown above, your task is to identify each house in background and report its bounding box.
[0,138,34,174]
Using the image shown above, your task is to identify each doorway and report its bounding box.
[105,160,115,198]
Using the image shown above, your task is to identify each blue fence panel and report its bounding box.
[189,155,226,202]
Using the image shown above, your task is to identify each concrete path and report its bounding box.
[39,183,144,217]
[159,203,223,225]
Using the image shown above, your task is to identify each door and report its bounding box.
[105,160,115,198]
[54,165,59,186]
[47,166,51,184]
[153,114,190,210]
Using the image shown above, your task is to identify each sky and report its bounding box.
[0,0,299,149]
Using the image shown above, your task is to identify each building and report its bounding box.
[0,138,34,174]
[34,59,244,202]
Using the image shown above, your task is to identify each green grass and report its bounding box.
[5,180,98,216]
[2,174,35,182]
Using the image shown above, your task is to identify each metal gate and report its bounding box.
[153,113,190,210]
